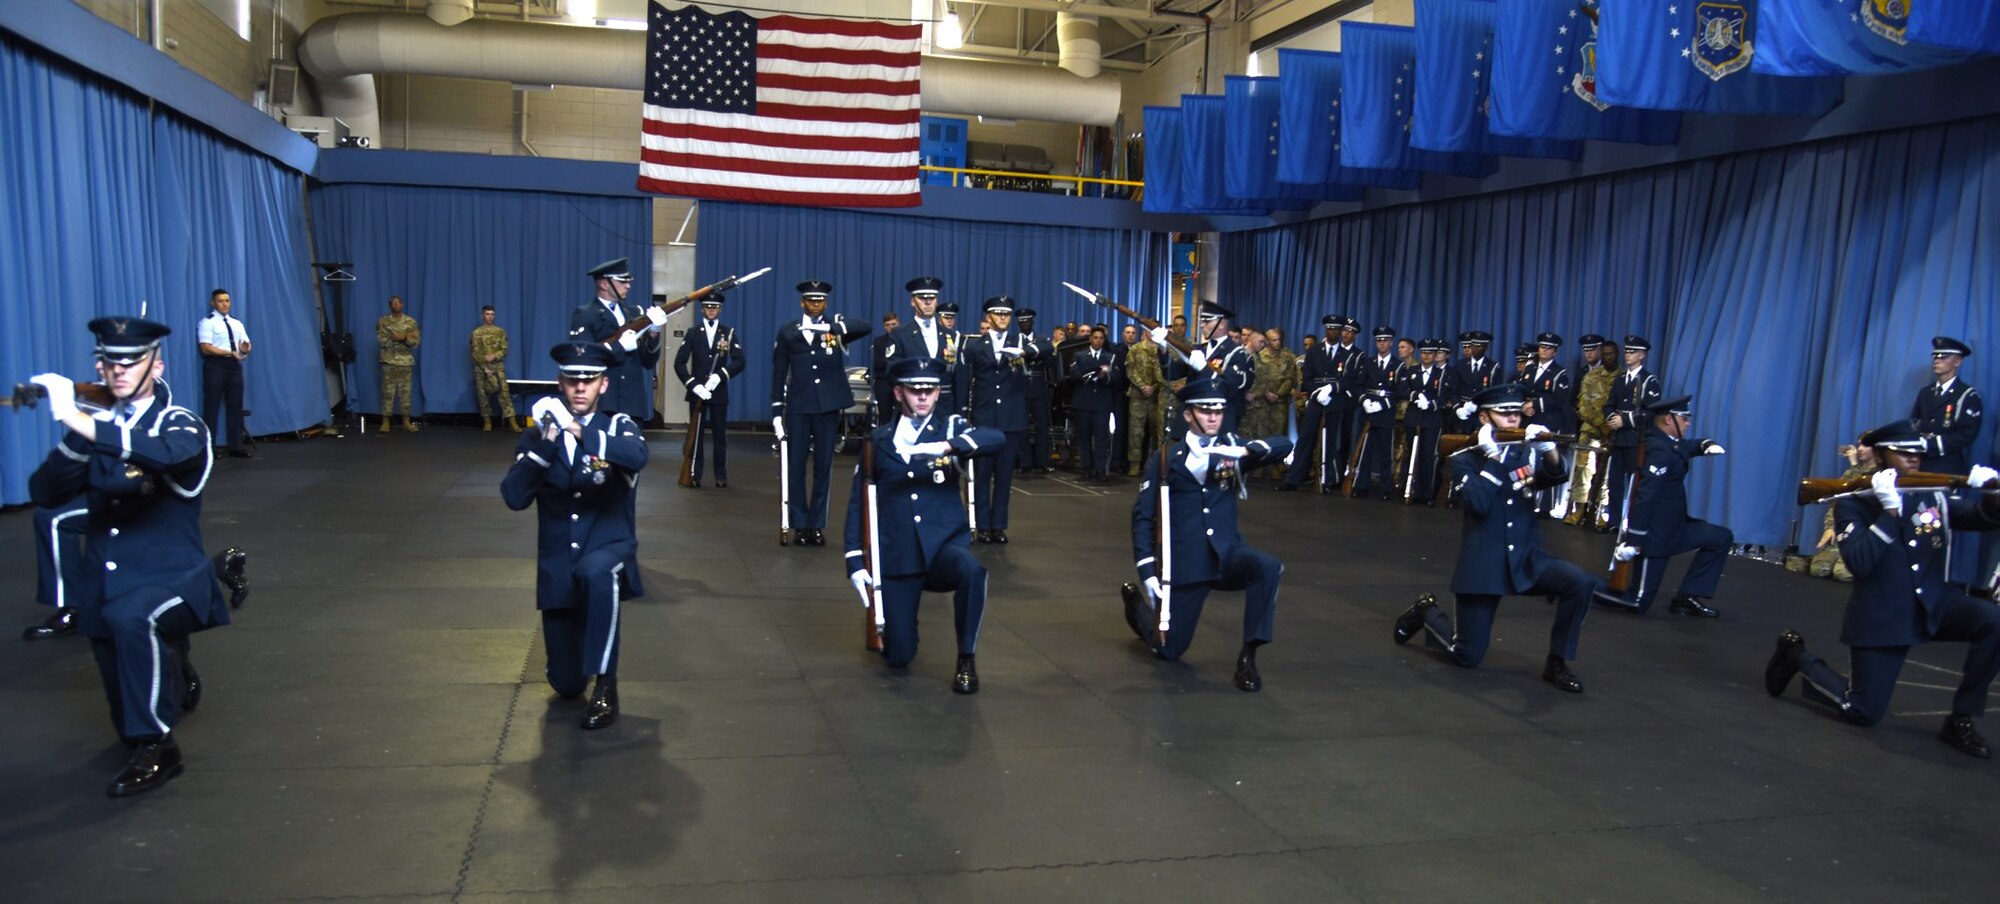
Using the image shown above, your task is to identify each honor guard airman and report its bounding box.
[1018,308,1058,474]
[887,277,956,423]
[567,257,663,421]
[1602,335,1661,531]
[1393,384,1599,694]
[1912,337,1982,476]
[1766,420,2000,759]
[673,292,746,487]
[1445,331,1502,436]
[28,316,232,795]
[1565,335,1616,528]
[957,295,1043,542]
[1519,333,1575,515]
[1156,301,1254,436]
[1349,326,1400,498]
[1279,315,1350,491]
[1122,374,1294,691]
[1594,394,1730,617]
[1394,338,1451,504]
[502,342,648,730]
[844,358,1008,693]
[1067,326,1122,481]
[773,280,870,547]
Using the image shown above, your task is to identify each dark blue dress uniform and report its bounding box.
[887,278,960,420]
[1067,343,1122,478]
[1394,340,1450,502]
[957,296,1043,535]
[1769,420,2000,757]
[842,360,1007,677]
[1521,333,1576,434]
[672,301,746,485]
[1167,302,1255,435]
[1281,316,1349,489]
[1018,310,1057,472]
[771,281,870,537]
[1445,332,1502,434]
[502,343,648,727]
[1349,330,1400,495]
[1910,337,1982,476]
[566,257,661,421]
[28,317,229,794]
[1127,377,1294,684]
[1602,335,1661,527]
[1603,396,1732,615]
[869,329,899,425]
[1395,384,1597,692]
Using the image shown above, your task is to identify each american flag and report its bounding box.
[637,4,923,208]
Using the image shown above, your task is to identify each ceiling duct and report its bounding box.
[297,13,1121,149]
[426,0,473,27]
[1056,12,1100,79]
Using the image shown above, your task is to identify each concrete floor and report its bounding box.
[2,427,1996,902]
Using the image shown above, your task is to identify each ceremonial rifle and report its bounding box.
[1060,282,1197,358]
[856,437,887,653]
[1437,429,1588,456]
[1796,471,1971,505]
[1153,419,1173,649]
[1606,438,1644,595]
[679,326,734,488]
[4,382,117,412]
[597,267,771,344]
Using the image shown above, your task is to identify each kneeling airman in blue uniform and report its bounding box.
[1765,419,2000,759]
[503,343,649,730]
[1394,383,1599,693]
[1593,394,1731,617]
[1122,374,1293,692]
[844,357,1007,693]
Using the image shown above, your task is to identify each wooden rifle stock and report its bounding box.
[1796,471,1969,506]
[1340,420,1372,495]
[858,437,886,653]
[678,400,702,487]
[1072,288,1198,358]
[1437,428,1585,457]
[5,382,117,411]
[597,267,769,344]
[1607,440,1645,594]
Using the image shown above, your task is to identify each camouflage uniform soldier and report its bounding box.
[1246,339,1298,475]
[1565,336,1614,526]
[377,295,422,433]
[470,305,522,432]
[1125,331,1170,474]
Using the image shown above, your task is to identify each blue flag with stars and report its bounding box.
[1276,49,1420,191]
[1489,0,1680,144]
[1225,76,1358,206]
[1906,3,2000,53]
[1340,22,1496,178]
[1143,105,1260,215]
[1595,0,1842,116]
[1181,94,1272,215]
[1411,0,1581,160]
[1753,0,1973,74]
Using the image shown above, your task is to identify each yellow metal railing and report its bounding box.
[920,165,1144,196]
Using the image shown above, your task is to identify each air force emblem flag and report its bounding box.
[1692,2,1751,81]
[1863,0,1910,46]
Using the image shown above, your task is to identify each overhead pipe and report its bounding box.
[1056,11,1101,79]
[426,0,474,27]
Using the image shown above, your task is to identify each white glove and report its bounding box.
[703,374,722,393]
[1206,444,1249,459]
[849,569,874,601]
[1477,423,1503,461]
[907,441,952,457]
[1523,423,1557,455]
[1699,440,1727,456]
[999,346,1023,359]
[1414,394,1431,411]
[1143,576,1165,604]
[1455,401,1478,420]
[1361,398,1384,415]
[615,330,642,353]
[1871,467,1902,513]
[1613,544,1640,562]
[799,321,831,333]
[1968,464,2000,489]
[1148,326,1169,346]
[692,384,713,401]
[1283,450,1296,467]
[1184,349,1208,371]
[531,396,576,430]
[771,416,787,440]
[645,305,668,325]
[1311,384,1334,406]
[29,373,77,420]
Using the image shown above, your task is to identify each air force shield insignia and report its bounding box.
[1692,2,1751,81]
[1863,0,1910,46]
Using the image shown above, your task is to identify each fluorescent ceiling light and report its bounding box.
[937,10,964,50]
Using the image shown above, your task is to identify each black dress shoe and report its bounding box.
[1542,655,1584,693]
[1766,630,1804,697]
[1233,644,1263,692]
[1940,714,1992,759]
[213,547,249,609]
[1670,596,1719,618]
[685,478,701,488]
[581,675,618,730]
[991,530,1008,544]
[108,737,184,797]
[791,529,809,547]
[952,654,979,694]
[808,529,826,546]
[715,479,728,488]
[1393,593,1435,645]
[181,656,202,713]
[1121,583,1147,641]
[23,609,77,640]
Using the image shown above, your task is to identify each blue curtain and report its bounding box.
[1220,116,2000,547]
[153,114,326,437]
[0,34,317,504]
[693,201,1172,419]
[307,185,653,415]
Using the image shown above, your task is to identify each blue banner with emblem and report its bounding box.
[1275,49,1421,191]
[1141,106,1197,214]
[1412,0,1581,159]
[1340,21,1496,177]
[1180,94,1272,216]
[1596,0,1843,116]
[1753,0,1973,74]
[1489,0,1681,144]
[1224,76,1359,206]
[1905,3,2000,54]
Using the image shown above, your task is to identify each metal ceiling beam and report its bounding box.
[934,42,1146,71]
[951,0,1219,29]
